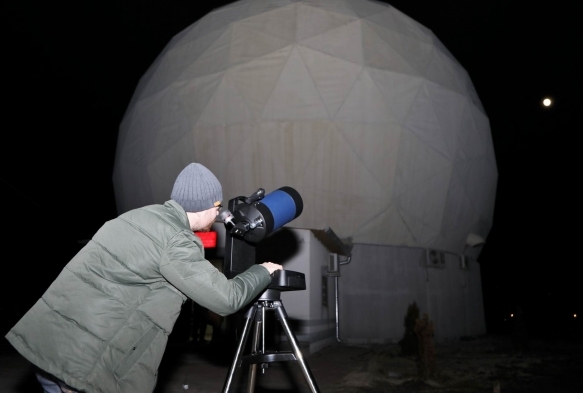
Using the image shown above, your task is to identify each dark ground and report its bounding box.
[2,334,582,393]
[329,335,583,393]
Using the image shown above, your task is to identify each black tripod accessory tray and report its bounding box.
[268,270,306,291]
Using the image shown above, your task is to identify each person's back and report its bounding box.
[5,163,281,393]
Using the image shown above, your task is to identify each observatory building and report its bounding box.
[114,0,497,351]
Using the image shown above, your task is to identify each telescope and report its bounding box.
[218,186,320,393]
[219,186,303,244]
[219,186,303,279]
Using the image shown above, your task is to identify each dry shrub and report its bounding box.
[415,313,436,379]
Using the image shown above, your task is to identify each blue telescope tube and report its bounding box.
[257,187,303,232]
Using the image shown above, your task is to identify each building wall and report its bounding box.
[339,244,486,344]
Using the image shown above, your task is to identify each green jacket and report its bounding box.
[6,200,271,392]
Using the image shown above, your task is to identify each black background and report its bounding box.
[3,1,581,338]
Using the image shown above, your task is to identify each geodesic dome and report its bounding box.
[113,0,497,254]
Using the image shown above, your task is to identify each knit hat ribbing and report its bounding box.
[171,163,222,212]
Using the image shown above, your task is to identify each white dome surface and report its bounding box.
[113,0,497,254]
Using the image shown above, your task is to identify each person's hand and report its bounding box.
[260,262,283,275]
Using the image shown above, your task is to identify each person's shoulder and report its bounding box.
[123,201,177,215]
[118,202,185,229]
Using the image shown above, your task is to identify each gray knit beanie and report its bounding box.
[171,163,222,212]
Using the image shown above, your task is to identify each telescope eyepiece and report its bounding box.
[218,207,235,228]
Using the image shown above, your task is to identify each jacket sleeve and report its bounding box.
[159,231,271,316]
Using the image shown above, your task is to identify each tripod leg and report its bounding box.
[274,301,320,393]
[247,304,263,393]
[222,304,258,393]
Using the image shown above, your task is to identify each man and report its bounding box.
[6,163,282,393]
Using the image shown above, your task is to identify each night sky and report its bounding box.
[3,1,581,337]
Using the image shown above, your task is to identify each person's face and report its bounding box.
[187,201,222,232]
[198,205,220,232]
[191,201,221,232]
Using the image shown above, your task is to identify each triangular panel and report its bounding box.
[369,7,433,43]
[431,35,459,65]
[425,81,467,159]
[140,27,229,100]
[128,86,191,164]
[344,0,391,18]
[403,83,451,158]
[361,22,421,76]
[425,47,465,94]
[296,3,357,41]
[454,158,498,221]
[261,46,330,120]
[230,46,293,118]
[198,74,256,125]
[399,211,442,247]
[469,104,492,151]
[245,0,301,20]
[334,68,396,124]
[178,27,233,80]
[394,130,452,194]
[460,69,486,114]
[300,20,364,65]
[363,20,434,76]
[353,204,416,245]
[236,3,298,42]
[455,102,487,160]
[305,189,387,240]
[255,120,334,184]
[174,2,249,44]
[396,168,452,231]
[367,68,423,124]
[298,45,363,118]
[440,169,478,232]
[229,23,295,66]
[175,72,228,129]
[335,121,402,196]
[301,0,360,18]
[301,123,388,201]
[192,122,257,181]
[221,125,287,197]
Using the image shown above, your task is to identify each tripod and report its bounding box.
[222,271,320,393]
